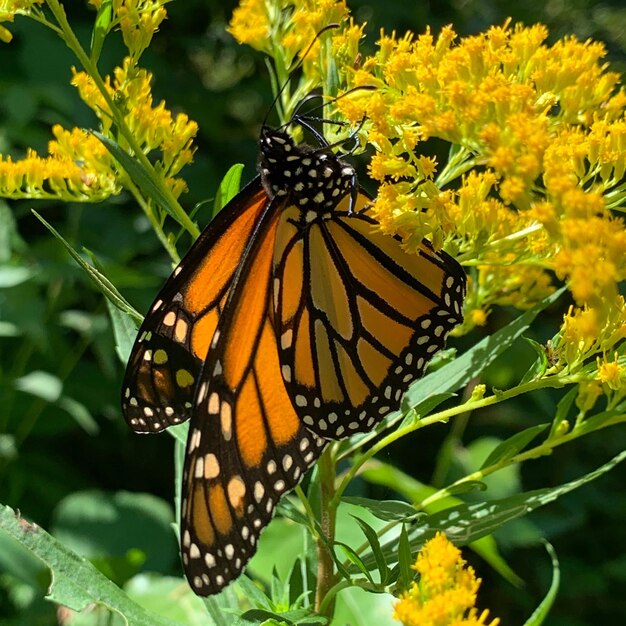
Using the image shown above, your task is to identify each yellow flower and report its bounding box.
[72,58,198,198]
[228,0,270,52]
[0,0,44,43]
[113,0,168,58]
[394,533,499,626]
[0,126,118,202]
[597,354,625,391]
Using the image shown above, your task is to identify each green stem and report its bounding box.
[315,446,339,617]
[431,379,477,487]
[44,0,200,242]
[420,409,626,510]
[332,374,577,507]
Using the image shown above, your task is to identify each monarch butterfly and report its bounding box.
[121,114,466,595]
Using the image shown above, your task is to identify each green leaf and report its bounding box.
[107,299,140,364]
[14,370,62,402]
[332,587,397,626]
[57,396,99,435]
[352,516,390,584]
[480,424,549,469]
[125,574,213,625]
[0,504,182,626]
[553,386,577,432]
[32,211,142,324]
[52,491,177,574]
[341,497,422,523]
[214,164,244,215]
[90,0,112,62]
[519,337,549,384]
[372,449,626,567]
[397,525,413,591]
[0,265,33,287]
[335,542,374,584]
[522,542,560,625]
[402,289,564,410]
[93,133,183,226]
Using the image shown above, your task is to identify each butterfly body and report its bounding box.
[122,122,466,595]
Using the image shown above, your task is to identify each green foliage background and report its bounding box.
[1,1,626,624]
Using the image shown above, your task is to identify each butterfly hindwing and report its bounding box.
[121,181,268,432]
[273,191,466,439]
[180,201,325,595]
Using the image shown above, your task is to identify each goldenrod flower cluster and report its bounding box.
[0,0,43,42]
[394,533,500,626]
[337,23,626,318]
[88,0,168,58]
[229,0,357,117]
[229,2,626,408]
[72,58,198,199]
[0,126,118,201]
[0,2,196,205]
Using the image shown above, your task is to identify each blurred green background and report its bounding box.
[1,1,626,624]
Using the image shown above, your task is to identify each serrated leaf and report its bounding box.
[522,542,560,625]
[214,164,244,215]
[480,424,549,469]
[0,505,181,626]
[32,211,142,324]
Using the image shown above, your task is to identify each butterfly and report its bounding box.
[121,117,466,595]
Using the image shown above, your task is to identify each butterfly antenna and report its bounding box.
[262,23,341,129]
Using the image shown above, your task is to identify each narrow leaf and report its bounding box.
[397,525,413,591]
[335,542,374,584]
[93,133,182,226]
[214,164,244,215]
[370,449,626,568]
[341,497,421,523]
[107,300,140,364]
[480,424,549,469]
[352,516,390,584]
[522,542,560,626]
[32,211,142,324]
[90,0,112,62]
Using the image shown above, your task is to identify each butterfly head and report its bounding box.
[259,125,355,211]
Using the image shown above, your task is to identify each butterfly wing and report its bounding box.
[121,179,269,432]
[273,190,466,439]
[180,199,326,595]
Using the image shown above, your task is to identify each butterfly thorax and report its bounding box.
[259,126,355,212]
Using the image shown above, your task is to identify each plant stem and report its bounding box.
[332,374,578,507]
[315,446,339,617]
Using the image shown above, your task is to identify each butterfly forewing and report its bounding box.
[181,202,325,595]
[273,191,466,439]
[121,182,268,433]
